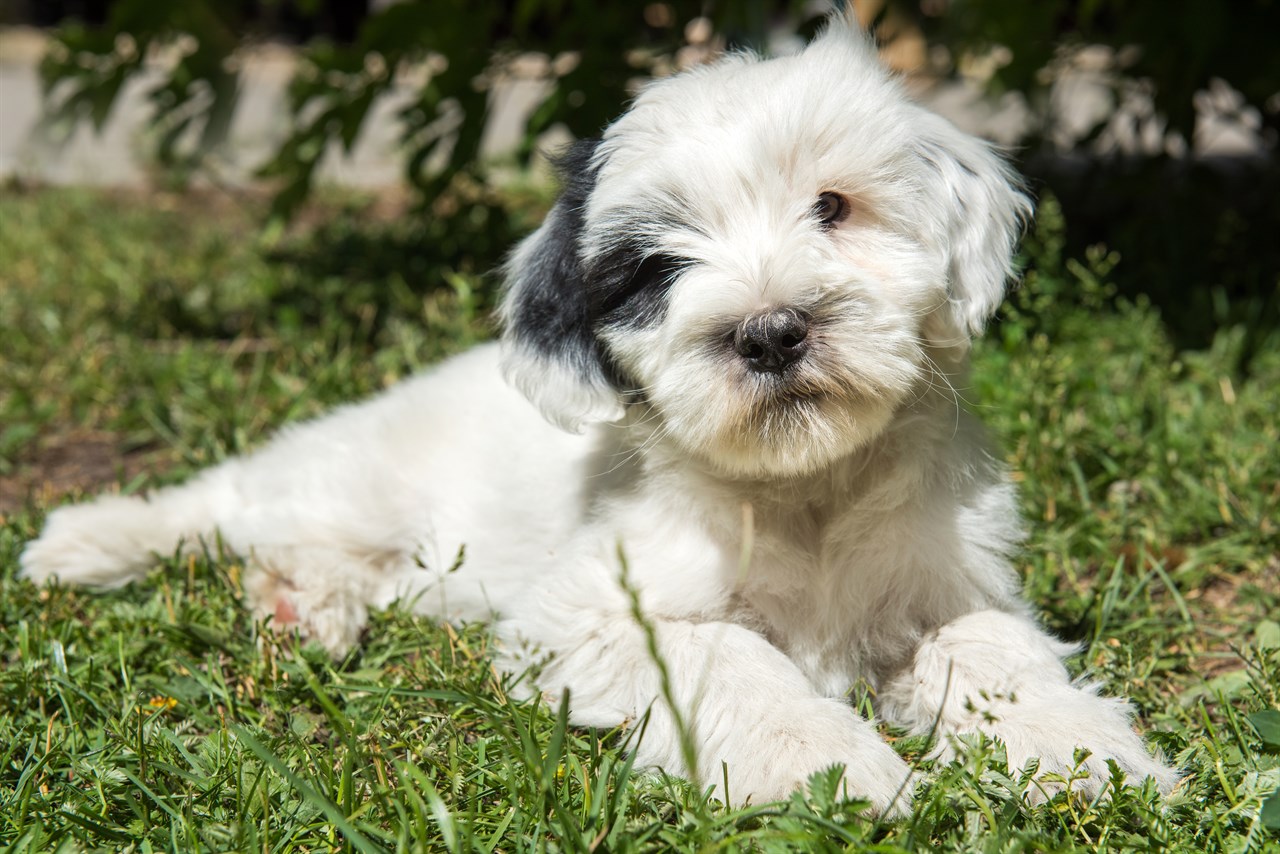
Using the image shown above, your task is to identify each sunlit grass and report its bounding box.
[1,187,1277,851]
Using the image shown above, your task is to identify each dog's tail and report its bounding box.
[19,468,235,589]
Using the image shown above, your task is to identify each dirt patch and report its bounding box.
[0,430,167,513]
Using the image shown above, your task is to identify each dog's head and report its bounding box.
[500,17,1030,478]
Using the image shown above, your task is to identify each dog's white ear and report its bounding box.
[914,110,1033,338]
[499,139,625,433]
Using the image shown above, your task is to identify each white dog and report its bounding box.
[21,17,1178,811]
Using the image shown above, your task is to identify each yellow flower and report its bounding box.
[147,696,178,712]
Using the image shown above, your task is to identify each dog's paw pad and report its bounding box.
[273,595,300,625]
[251,585,365,659]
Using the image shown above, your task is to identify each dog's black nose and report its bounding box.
[734,309,809,373]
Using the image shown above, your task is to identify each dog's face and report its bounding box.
[501,20,1030,478]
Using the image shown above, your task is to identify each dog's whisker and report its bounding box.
[594,423,673,478]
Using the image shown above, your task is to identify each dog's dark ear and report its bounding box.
[913,110,1033,339]
[499,138,624,432]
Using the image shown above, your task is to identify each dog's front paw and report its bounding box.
[939,690,1181,802]
[719,698,915,814]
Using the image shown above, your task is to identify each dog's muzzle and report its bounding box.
[733,308,810,374]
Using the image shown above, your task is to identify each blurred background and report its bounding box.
[3,0,1277,336]
[1,0,1278,498]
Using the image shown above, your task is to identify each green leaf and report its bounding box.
[1262,788,1280,831]
[1247,710,1280,753]
[1256,620,1280,650]
[1205,669,1251,700]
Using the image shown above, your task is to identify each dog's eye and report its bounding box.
[813,192,849,228]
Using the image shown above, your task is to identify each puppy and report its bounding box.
[20,17,1178,811]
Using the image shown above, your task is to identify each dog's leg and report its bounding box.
[501,606,914,812]
[19,451,414,656]
[19,465,243,589]
[878,609,1180,799]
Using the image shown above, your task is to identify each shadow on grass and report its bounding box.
[1024,152,1280,371]
[124,195,526,347]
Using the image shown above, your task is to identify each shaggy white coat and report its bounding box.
[21,17,1178,811]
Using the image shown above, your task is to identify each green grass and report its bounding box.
[1,187,1278,851]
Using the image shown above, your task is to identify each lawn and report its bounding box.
[1,186,1278,851]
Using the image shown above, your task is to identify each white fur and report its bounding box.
[20,17,1177,810]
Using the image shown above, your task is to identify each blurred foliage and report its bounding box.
[41,3,241,173]
[39,1,1280,198]
[39,0,821,227]
[907,0,1280,363]
[924,0,1280,144]
[1028,151,1280,367]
